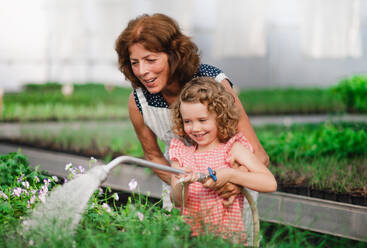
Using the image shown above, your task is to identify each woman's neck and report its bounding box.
[161,81,180,105]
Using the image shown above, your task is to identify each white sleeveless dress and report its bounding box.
[133,64,258,243]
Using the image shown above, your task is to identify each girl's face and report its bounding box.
[180,102,220,152]
[129,43,170,94]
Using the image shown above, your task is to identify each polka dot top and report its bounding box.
[133,64,233,113]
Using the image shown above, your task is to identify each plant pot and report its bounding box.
[351,194,366,206]
[324,191,336,201]
[310,189,324,199]
[336,193,351,204]
[297,186,310,197]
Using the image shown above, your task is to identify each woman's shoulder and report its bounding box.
[193,64,233,87]
[193,64,223,78]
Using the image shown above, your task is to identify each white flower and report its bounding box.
[65,163,73,171]
[38,193,46,203]
[137,211,144,221]
[98,188,103,195]
[78,165,85,174]
[90,157,97,163]
[0,191,8,200]
[12,187,22,197]
[22,181,30,189]
[102,203,112,213]
[34,176,40,183]
[52,176,59,182]
[29,195,36,204]
[128,178,138,190]
[43,178,51,186]
[17,174,25,183]
[112,193,119,201]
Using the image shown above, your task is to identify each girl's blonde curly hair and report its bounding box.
[171,77,240,143]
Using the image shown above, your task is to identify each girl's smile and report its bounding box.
[180,102,220,152]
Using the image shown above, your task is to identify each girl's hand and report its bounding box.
[176,169,200,185]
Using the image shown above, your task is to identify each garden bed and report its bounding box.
[1,151,366,247]
[0,82,350,122]
[1,121,366,207]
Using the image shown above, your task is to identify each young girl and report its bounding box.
[169,77,277,244]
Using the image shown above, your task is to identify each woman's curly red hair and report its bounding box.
[172,77,240,143]
[115,13,200,88]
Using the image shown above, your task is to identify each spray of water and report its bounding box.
[22,156,185,237]
[22,165,109,237]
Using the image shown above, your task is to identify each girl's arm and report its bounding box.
[170,162,197,207]
[221,79,269,167]
[204,142,277,193]
[129,92,171,184]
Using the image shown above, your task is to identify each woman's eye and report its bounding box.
[131,61,138,66]
[147,59,156,63]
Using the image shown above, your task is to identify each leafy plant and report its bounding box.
[331,75,367,112]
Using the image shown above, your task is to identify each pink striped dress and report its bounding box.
[169,132,253,243]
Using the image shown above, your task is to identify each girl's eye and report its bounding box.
[183,120,190,124]
[199,119,207,122]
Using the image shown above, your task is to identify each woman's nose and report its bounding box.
[137,62,148,76]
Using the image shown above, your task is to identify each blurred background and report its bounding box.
[1,0,366,91]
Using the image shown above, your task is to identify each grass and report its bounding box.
[0,83,348,122]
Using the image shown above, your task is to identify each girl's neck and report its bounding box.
[195,140,222,153]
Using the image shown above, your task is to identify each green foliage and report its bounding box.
[257,122,367,163]
[255,122,367,192]
[331,75,367,112]
[239,88,344,115]
[0,152,58,230]
[0,152,48,189]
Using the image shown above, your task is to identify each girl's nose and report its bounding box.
[192,122,200,131]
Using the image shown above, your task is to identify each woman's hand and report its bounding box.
[202,168,242,206]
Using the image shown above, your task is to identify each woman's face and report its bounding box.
[129,43,170,94]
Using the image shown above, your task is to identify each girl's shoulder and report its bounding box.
[225,132,253,157]
[224,133,253,166]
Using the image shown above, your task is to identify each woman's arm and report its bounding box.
[128,92,171,184]
[221,79,270,167]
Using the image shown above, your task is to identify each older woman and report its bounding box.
[115,13,268,241]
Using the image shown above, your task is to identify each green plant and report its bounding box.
[331,75,367,112]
